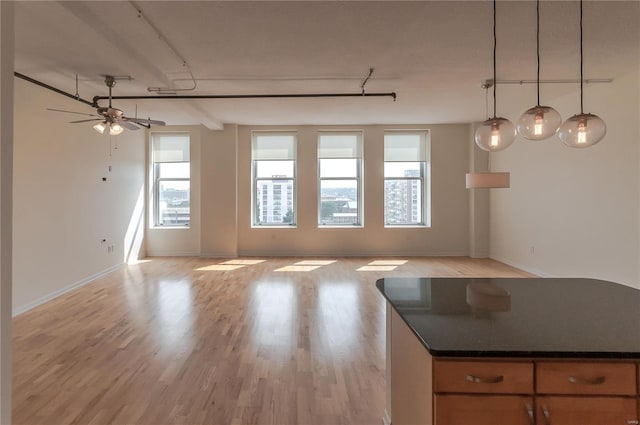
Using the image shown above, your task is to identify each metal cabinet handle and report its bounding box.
[465,374,504,384]
[541,405,551,425]
[524,403,534,425]
[627,420,639,425]
[567,375,606,385]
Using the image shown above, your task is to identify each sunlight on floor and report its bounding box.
[294,260,336,266]
[195,259,267,271]
[128,259,153,265]
[356,259,408,271]
[357,265,398,271]
[369,260,408,266]
[221,259,266,265]
[274,265,321,272]
[195,264,245,271]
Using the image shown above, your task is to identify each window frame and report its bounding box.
[317,131,364,228]
[251,131,297,227]
[150,132,191,228]
[383,130,431,228]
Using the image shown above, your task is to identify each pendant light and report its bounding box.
[557,0,606,148]
[517,0,562,140]
[474,0,516,152]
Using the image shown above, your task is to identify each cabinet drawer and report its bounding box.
[536,396,637,425]
[537,362,636,395]
[434,360,533,394]
[435,395,534,425]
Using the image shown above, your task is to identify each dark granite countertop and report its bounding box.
[376,277,640,359]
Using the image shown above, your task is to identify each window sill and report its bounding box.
[318,225,364,229]
[251,225,297,229]
[384,225,430,229]
[150,226,191,230]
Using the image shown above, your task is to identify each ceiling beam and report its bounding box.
[57,1,171,87]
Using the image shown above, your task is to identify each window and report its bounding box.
[252,132,296,226]
[384,131,430,226]
[151,133,190,227]
[318,131,363,227]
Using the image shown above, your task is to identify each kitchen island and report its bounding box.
[377,277,640,425]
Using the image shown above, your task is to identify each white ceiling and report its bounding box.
[14,1,640,129]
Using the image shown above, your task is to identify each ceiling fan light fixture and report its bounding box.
[93,122,107,134]
[517,105,562,140]
[109,123,124,136]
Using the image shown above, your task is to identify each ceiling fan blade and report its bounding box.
[117,120,140,130]
[123,116,166,126]
[69,119,104,123]
[47,108,99,117]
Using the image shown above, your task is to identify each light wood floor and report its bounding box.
[12,256,531,425]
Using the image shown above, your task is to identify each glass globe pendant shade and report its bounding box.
[557,113,606,148]
[474,117,516,152]
[517,105,562,140]
[109,123,124,136]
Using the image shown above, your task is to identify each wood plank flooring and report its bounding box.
[12,257,531,425]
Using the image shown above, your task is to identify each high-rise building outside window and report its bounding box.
[318,131,363,227]
[151,133,191,227]
[252,132,297,226]
[384,130,430,227]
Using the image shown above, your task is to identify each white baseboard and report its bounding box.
[382,409,392,425]
[199,253,237,258]
[145,251,200,257]
[490,255,551,278]
[236,250,470,257]
[13,263,123,317]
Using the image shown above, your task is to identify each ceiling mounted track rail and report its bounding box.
[14,72,397,109]
[481,78,612,89]
[91,91,397,106]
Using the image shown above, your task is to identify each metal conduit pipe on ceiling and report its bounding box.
[14,72,398,109]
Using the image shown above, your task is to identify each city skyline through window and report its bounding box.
[384,131,429,226]
[252,132,297,226]
[318,132,362,226]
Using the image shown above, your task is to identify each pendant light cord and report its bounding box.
[580,0,584,114]
[536,0,541,106]
[492,0,497,118]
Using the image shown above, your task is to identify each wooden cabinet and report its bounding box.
[537,361,636,395]
[434,360,533,394]
[433,360,534,425]
[535,396,637,425]
[390,308,432,425]
[387,309,640,425]
[536,361,638,425]
[435,395,534,425]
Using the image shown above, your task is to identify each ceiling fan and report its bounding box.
[48,75,166,135]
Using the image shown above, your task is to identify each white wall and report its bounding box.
[145,125,202,256]
[490,70,640,288]
[147,123,473,257]
[235,124,470,256]
[201,124,238,257]
[13,78,146,313]
[0,2,13,422]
